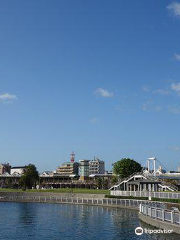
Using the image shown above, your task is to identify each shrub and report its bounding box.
[152,197,180,204]
[105,195,148,200]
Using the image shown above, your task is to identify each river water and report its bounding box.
[0,202,179,240]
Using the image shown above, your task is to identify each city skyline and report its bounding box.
[0,0,180,172]
[0,153,179,173]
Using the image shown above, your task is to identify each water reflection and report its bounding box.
[18,203,37,225]
[0,203,179,240]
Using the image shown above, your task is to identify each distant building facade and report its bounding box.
[89,157,105,175]
[56,162,79,176]
[79,160,90,181]
[40,171,54,177]
[0,163,11,175]
[10,166,26,175]
[155,166,166,175]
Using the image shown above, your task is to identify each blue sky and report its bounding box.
[0,0,180,172]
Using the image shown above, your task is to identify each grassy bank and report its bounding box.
[105,195,148,200]
[151,197,180,204]
[0,188,109,195]
[105,195,180,206]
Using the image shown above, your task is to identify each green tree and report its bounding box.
[113,158,142,179]
[95,177,102,189]
[102,179,109,189]
[19,164,39,189]
[5,178,13,188]
[111,175,118,185]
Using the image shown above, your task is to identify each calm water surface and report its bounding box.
[0,202,179,240]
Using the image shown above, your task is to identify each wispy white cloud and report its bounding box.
[142,86,150,92]
[169,146,180,152]
[115,105,122,111]
[0,93,17,102]
[89,117,99,124]
[142,102,151,111]
[171,82,180,94]
[153,82,180,96]
[142,101,162,112]
[167,2,180,17]
[168,105,180,114]
[154,105,162,111]
[153,89,170,95]
[174,53,180,61]
[94,88,114,98]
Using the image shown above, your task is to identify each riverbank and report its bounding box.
[1,190,179,208]
[0,190,106,200]
[0,193,146,211]
[139,203,180,235]
[0,188,109,194]
[139,213,180,234]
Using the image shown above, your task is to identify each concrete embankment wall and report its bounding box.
[139,213,180,235]
[0,191,105,199]
[0,192,140,210]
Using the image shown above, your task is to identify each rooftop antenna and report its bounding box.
[70,151,75,163]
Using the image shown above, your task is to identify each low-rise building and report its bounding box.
[10,166,26,175]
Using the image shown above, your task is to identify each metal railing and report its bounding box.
[159,182,178,191]
[111,190,180,199]
[139,204,180,225]
[109,172,144,189]
[0,195,152,209]
[110,172,178,191]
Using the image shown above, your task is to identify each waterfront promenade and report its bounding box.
[139,203,180,234]
[0,193,144,210]
[1,190,180,235]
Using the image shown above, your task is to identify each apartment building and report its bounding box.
[89,158,105,175]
